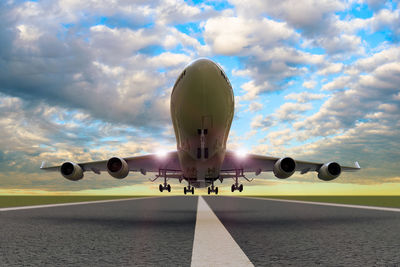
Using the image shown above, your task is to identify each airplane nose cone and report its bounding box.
[188,58,219,71]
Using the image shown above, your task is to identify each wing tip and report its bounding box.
[40,161,47,169]
[354,161,361,169]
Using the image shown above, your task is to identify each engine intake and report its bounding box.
[273,157,296,179]
[60,162,83,181]
[107,157,129,179]
[318,162,341,181]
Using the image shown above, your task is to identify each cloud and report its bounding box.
[251,114,274,130]
[294,48,400,138]
[0,2,206,130]
[246,102,263,112]
[285,92,327,103]
[302,80,317,89]
[266,128,295,147]
[317,62,343,75]
[275,102,313,122]
[321,75,352,91]
[204,16,298,55]
[230,0,346,36]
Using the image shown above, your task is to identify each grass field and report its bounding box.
[0,195,145,208]
[252,196,400,208]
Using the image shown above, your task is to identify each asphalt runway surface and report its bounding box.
[1,196,400,266]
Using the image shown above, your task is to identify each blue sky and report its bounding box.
[0,0,399,195]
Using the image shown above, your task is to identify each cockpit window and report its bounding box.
[220,69,232,88]
[172,69,186,95]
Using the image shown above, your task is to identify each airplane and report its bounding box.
[41,58,361,195]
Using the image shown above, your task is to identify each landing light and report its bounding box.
[235,149,247,158]
[156,150,168,158]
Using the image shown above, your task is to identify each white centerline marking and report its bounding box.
[0,196,161,212]
[233,196,400,213]
[191,196,254,267]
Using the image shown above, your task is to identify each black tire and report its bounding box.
[239,184,243,192]
[191,188,194,195]
[231,184,235,192]
[208,187,210,194]
[167,184,171,192]
[184,187,187,195]
[215,187,218,195]
[159,184,163,192]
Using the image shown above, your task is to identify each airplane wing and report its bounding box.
[221,150,360,179]
[41,151,181,176]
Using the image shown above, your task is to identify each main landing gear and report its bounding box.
[231,183,243,192]
[159,183,171,192]
[232,170,244,192]
[159,174,171,192]
[184,185,194,195]
[208,180,219,195]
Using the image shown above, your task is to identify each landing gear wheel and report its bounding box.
[239,184,243,192]
[208,187,211,194]
[191,188,194,195]
[159,184,163,192]
[184,187,187,195]
[167,184,171,192]
[215,187,219,195]
[231,184,235,192]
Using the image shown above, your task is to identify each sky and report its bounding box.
[0,0,399,195]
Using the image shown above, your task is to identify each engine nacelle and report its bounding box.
[107,157,129,179]
[273,157,296,179]
[60,162,83,181]
[318,162,341,181]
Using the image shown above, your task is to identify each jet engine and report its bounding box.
[318,162,341,181]
[107,157,129,179]
[273,157,296,179]
[60,162,84,181]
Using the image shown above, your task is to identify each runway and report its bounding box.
[1,196,400,266]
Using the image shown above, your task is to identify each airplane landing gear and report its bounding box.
[231,183,243,192]
[159,174,171,192]
[232,170,244,192]
[208,180,219,195]
[159,183,171,192]
[184,185,194,195]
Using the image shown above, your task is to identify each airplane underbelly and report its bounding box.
[170,59,234,187]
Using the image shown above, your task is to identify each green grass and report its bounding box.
[0,195,146,208]
[251,196,400,208]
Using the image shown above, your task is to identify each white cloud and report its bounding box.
[275,102,312,122]
[251,114,274,130]
[266,128,295,147]
[240,80,273,101]
[246,102,263,112]
[294,49,400,139]
[322,75,352,91]
[302,80,317,89]
[230,0,345,35]
[204,16,297,55]
[285,92,326,103]
[317,62,343,75]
